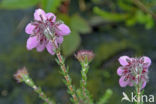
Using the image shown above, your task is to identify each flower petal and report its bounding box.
[143,56,151,67]
[34,8,46,21]
[56,24,71,36]
[128,82,134,87]
[142,81,146,89]
[46,13,56,22]
[46,42,55,55]
[117,67,123,76]
[118,56,131,66]
[26,36,39,50]
[36,43,45,52]
[25,23,35,34]
[119,76,129,87]
[57,36,64,44]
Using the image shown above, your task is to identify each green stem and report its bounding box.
[137,87,141,104]
[51,39,79,104]
[23,75,54,104]
[135,74,143,104]
[80,62,93,104]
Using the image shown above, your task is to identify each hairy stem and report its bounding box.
[137,87,141,104]
[136,74,143,104]
[23,75,54,104]
[80,62,93,104]
[51,39,79,104]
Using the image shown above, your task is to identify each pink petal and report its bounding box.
[36,43,45,52]
[46,13,56,22]
[25,23,35,34]
[46,42,55,55]
[26,36,39,50]
[119,76,129,87]
[34,8,46,21]
[128,82,134,87]
[141,81,146,89]
[56,24,71,36]
[118,56,131,66]
[117,67,123,76]
[57,36,64,44]
[143,56,151,67]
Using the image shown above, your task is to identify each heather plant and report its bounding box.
[14,8,113,104]
[14,8,153,104]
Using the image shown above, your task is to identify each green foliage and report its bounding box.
[40,0,62,12]
[118,0,134,11]
[70,15,92,34]
[62,31,81,56]
[93,7,129,22]
[97,89,113,104]
[93,0,155,29]
[61,14,91,56]
[92,0,103,4]
[135,10,154,29]
[0,0,39,9]
[0,0,62,12]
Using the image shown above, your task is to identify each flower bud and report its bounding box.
[75,50,95,63]
[14,67,28,82]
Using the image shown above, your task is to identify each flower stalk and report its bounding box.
[51,38,79,104]
[81,62,89,98]
[75,50,95,104]
[80,61,92,104]
[135,71,143,104]
[14,67,54,104]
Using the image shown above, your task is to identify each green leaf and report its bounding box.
[136,10,146,24]
[126,17,137,26]
[145,14,154,29]
[70,15,91,34]
[93,7,129,22]
[40,0,62,12]
[62,31,81,56]
[0,0,39,9]
[118,0,134,11]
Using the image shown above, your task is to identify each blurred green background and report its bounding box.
[0,0,156,104]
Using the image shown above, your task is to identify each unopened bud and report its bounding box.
[14,67,28,82]
[75,50,95,63]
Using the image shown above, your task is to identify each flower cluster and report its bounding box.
[25,9,71,55]
[75,50,95,63]
[117,56,151,89]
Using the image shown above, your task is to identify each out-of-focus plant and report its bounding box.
[97,89,113,104]
[93,0,155,29]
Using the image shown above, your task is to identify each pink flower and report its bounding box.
[117,56,151,89]
[25,9,71,55]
